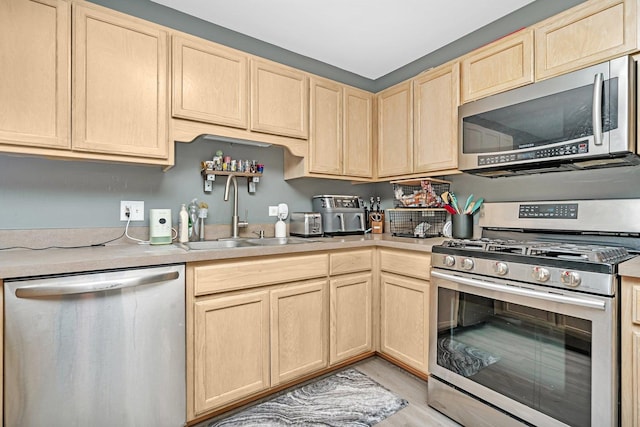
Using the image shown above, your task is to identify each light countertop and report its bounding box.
[0,234,446,280]
[619,256,640,279]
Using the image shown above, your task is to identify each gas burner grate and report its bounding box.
[442,239,631,264]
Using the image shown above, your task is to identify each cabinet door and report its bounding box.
[72,4,169,159]
[271,280,328,385]
[413,62,459,174]
[380,272,429,374]
[377,81,413,177]
[309,77,342,175]
[0,0,70,150]
[172,34,248,128]
[250,59,308,139]
[535,0,638,80]
[330,273,372,364]
[621,278,640,427]
[344,86,373,178]
[193,291,270,414]
[461,29,534,103]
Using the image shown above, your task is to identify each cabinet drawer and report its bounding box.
[193,254,328,296]
[330,249,373,275]
[379,249,431,280]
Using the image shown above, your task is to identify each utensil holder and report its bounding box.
[452,214,473,239]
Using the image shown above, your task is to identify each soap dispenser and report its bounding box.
[275,203,288,238]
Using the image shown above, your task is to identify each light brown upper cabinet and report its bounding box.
[172,34,248,129]
[343,86,374,177]
[413,61,460,174]
[0,0,70,150]
[73,3,169,160]
[460,29,534,103]
[302,77,373,179]
[250,59,309,139]
[534,0,639,80]
[309,77,343,175]
[377,81,413,178]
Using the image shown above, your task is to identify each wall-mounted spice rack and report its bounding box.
[201,169,263,193]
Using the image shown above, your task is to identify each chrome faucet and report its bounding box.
[224,174,248,238]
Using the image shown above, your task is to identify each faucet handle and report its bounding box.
[238,208,249,228]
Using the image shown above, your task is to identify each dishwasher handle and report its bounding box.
[14,271,180,298]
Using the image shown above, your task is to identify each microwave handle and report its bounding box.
[592,72,604,146]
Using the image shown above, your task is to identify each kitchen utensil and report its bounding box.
[463,194,474,213]
[441,191,450,205]
[470,198,484,214]
[449,193,461,214]
[443,204,457,215]
[465,201,475,214]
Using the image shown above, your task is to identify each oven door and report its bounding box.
[429,269,617,427]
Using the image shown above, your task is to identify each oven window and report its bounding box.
[462,78,617,154]
[437,288,592,427]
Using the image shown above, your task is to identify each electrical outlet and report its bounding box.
[120,201,144,221]
[268,205,278,217]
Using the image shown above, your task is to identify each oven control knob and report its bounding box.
[532,266,550,282]
[493,262,509,276]
[461,258,474,270]
[561,271,581,287]
[443,255,455,267]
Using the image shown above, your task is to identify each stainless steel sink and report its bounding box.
[244,237,318,246]
[181,240,252,250]
[178,236,319,250]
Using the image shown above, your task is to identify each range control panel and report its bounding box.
[518,203,578,219]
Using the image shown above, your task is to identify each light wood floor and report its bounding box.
[198,356,461,426]
[354,357,461,426]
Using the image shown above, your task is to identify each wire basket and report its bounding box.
[388,208,447,238]
[391,178,450,208]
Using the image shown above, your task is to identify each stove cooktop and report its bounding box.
[438,238,631,265]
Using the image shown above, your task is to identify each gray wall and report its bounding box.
[0,141,377,229]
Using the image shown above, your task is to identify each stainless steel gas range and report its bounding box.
[428,200,640,427]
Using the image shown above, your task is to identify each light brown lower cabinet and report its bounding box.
[193,290,270,414]
[330,273,373,365]
[621,277,640,427]
[380,272,430,374]
[187,255,330,419]
[270,280,329,385]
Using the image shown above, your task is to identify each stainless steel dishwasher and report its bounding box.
[4,264,186,427]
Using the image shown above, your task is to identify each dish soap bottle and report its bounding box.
[178,204,189,243]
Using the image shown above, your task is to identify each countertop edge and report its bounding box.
[0,235,446,279]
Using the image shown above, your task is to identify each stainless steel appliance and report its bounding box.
[4,264,186,427]
[312,195,366,236]
[290,212,323,237]
[458,56,638,177]
[428,200,640,427]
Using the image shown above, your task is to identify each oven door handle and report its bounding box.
[431,270,606,311]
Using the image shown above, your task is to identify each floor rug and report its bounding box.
[209,368,408,426]
[437,336,500,378]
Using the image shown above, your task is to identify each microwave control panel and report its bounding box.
[477,140,588,166]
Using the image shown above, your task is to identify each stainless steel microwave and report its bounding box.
[458,56,638,177]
